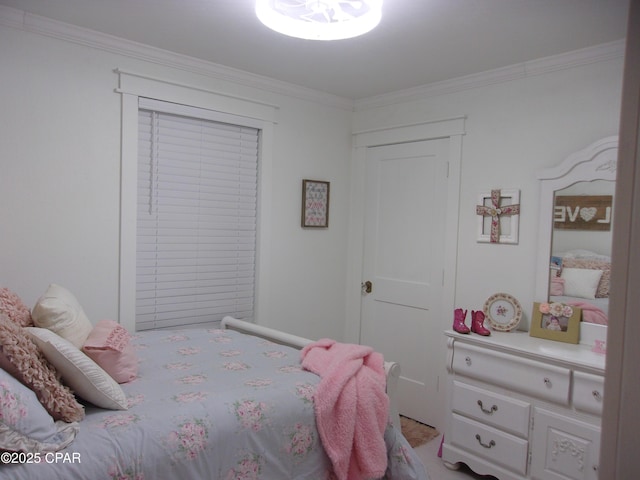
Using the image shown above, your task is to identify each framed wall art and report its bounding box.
[301,179,330,228]
[553,195,612,231]
[529,301,581,344]
[476,189,521,244]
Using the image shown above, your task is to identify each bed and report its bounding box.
[0,289,428,480]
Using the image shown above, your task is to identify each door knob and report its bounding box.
[361,280,373,294]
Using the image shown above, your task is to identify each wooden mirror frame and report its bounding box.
[535,136,618,345]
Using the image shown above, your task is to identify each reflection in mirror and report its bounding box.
[549,180,614,320]
[535,136,617,346]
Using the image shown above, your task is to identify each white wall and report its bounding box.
[0,13,353,341]
[352,51,624,332]
[0,7,626,345]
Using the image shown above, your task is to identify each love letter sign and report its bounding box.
[554,195,612,231]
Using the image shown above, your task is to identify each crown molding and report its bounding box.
[0,5,625,113]
[0,5,354,111]
[355,39,626,111]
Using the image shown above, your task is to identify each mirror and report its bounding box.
[535,136,617,345]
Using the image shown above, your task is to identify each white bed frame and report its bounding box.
[221,316,402,430]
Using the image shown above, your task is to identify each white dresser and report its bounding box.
[442,330,605,480]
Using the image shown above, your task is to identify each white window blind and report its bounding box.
[136,103,259,330]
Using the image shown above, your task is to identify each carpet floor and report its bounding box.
[400,416,440,448]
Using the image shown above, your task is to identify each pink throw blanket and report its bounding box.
[300,339,389,480]
[568,301,608,325]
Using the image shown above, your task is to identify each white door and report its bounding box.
[360,138,449,427]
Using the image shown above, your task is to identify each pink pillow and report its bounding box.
[0,287,33,327]
[82,320,137,384]
[0,314,84,423]
[550,277,565,296]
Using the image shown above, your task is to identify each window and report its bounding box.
[135,99,259,330]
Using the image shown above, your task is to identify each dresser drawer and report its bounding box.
[573,371,605,416]
[452,342,571,405]
[450,413,529,475]
[451,381,531,438]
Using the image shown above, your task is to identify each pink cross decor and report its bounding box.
[476,189,521,243]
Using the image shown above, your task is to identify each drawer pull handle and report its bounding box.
[477,400,498,415]
[475,434,496,449]
[544,377,552,387]
[465,356,472,366]
[592,390,602,400]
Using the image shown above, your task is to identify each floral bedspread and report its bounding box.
[2,328,428,480]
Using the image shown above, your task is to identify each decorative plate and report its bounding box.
[483,293,522,332]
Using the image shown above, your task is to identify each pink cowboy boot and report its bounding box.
[453,308,470,334]
[471,310,491,336]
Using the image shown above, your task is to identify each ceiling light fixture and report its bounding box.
[255,0,383,41]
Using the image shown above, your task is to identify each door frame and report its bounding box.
[345,116,466,343]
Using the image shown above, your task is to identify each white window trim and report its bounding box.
[117,70,278,332]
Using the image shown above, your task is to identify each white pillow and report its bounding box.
[31,284,94,348]
[26,328,128,410]
[560,268,603,300]
[0,368,78,453]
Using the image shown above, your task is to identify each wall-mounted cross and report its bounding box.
[476,189,521,243]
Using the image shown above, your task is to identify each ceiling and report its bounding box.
[0,0,630,100]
